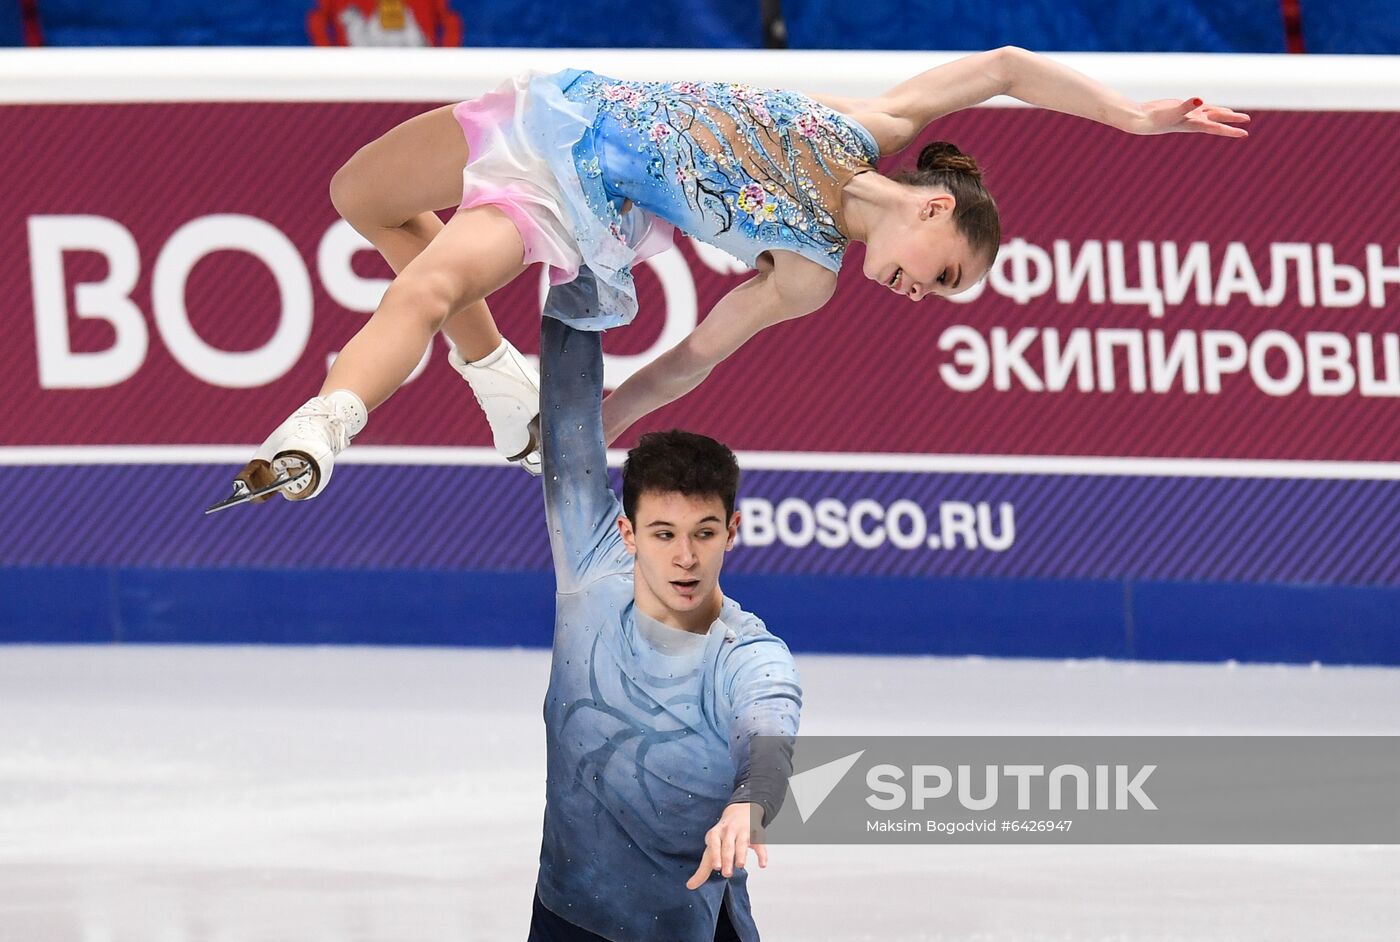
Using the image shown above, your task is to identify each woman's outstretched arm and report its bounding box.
[600,254,836,445]
[868,46,1249,153]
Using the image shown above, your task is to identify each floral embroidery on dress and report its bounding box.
[567,74,879,269]
[737,183,776,221]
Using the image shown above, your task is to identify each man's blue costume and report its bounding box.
[533,290,802,941]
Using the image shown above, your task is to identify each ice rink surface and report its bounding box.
[1,645,1397,942]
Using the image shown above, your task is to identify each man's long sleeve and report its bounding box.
[539,279,628,592]
[724,634,802,826]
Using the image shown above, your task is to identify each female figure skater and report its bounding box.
[229,46,1248,504]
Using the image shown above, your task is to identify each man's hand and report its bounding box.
[685,802,768,890]
[1131,98,1251,137]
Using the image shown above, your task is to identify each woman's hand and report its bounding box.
[1130,98,1251,137]
[879,49,1254,146]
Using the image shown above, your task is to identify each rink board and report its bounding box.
[4,567,1398,664]
[1,462,1397,664]
[1,51,1398,662]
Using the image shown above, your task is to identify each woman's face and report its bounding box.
[860,193,987,303]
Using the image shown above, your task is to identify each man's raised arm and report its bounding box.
[539,276,628,593]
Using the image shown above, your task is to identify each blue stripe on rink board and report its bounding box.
[2,567,1397,665]
[4,464,1400,585]
[723,573,1130,659]
[1131,581,1400,665]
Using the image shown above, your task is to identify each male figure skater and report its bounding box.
[531,277,801,942]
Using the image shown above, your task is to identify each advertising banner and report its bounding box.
[2,57,1397,661]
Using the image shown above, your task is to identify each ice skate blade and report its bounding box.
[509,417,542,476]
[204,468,314,515]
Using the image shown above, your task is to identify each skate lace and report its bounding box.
[294,400,350,452]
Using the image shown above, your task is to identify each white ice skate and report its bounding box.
[205,390,367,513]
[449,339,541,475]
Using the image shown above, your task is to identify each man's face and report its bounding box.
[618,490,739,631]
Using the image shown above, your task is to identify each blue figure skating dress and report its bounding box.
[452,69,881,329]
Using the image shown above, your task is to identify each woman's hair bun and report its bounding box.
[916,141,983,180]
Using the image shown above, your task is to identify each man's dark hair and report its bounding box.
[622,429,740,522]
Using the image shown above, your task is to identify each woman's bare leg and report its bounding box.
[329,103,502,361]
[319,205,526,409]
[231,205,527,503]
